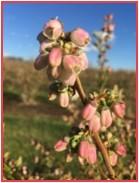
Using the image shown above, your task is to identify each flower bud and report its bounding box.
[34,54,49,70]
[82,103,96,121]
[54,140,67,152]
[63,55,81,74]
[87,143,97,164]
[79,141,97,164]
[101,108,112,128]
[43,19,63,40]
[109,151,118,166]
[60,68,77,86]
[47,66,61,80]
[59,92,69,108]
[89,114,101,133]
[49,47,62,67]
[116,143,126,157]
[113,102,126,118]
[79,140,89,159]
[70,28,90,47]
[63,74,77,86]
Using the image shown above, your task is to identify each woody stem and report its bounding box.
[74,76,115,179]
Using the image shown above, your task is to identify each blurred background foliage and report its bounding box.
[3,57,136,180]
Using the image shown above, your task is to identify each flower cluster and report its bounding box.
[35,15,127,176]
[93,14,115,67]
[34,18,90,108]
[54,86,126,166]
[82,86,126,132]
[93,14,115,90]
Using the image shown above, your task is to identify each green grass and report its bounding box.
[4,114,88,179]
[4,114,70,161]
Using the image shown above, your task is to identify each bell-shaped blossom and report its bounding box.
[79,140,97,164]
[59,92,69,108]
[63,73,77,86]
[113,102,126,118]
[63,55,82,74]
[54,139,68,152]
[59,70,75,86]
[70,28,90,47]
[87,143,97,164]
[89,114,101,133]
[82,103,96,121]
[109,151,118,166]
[79,140,89,159]
[47,66,61,80]
[49,47,62,67]
[116,143,126,157]
[34,54,49,70]
[101,108,112,128]
[43,19,63,40]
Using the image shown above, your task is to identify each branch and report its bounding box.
[74,76,115,179]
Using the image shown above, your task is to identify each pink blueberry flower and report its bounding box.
[52,67,60,79]
[47,65,61,80]
[113,102,126,118]
[63,73,77,86]
[59,69,77,86]
[49,47,62,67]
[82,103,96,121]
[63,55,82,74]
[116,143,126,157]
[109,151,118,166]
[59,92,69,108]
[87,143,97,164]
[101,108,112,128]
[79,140,97,164]
[63,53,88,74]
[70,28,90,47]
[54,139,68,152]
[89,114,101,133]
[34,54,48,70]
[43,19,63,40]
[79,140,89,160]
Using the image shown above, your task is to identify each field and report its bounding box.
[3,57,136,180]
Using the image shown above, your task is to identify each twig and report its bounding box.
[74,76,115,179]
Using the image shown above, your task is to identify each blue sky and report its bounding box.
[3,2,136,70]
